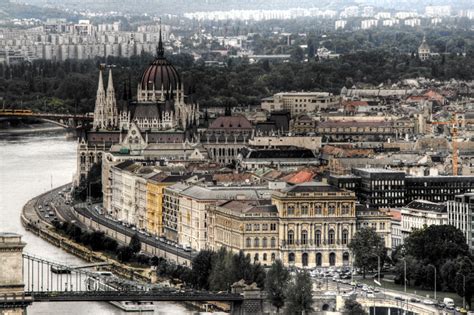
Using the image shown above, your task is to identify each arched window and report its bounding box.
[288,252,295,263]
[328,229,335,245]
[315,230,321,246]
[262,237,268,248]
[271,253,276,261]
[342,229,349,245]
[246,237,251,248]
[270,237,276,248]
[302,253,308,267]
[316,253,322,266]
[328,204,336,215]
[263,253,267,261]
[301,230,308,245]
[329,252,336,266]
[343,252,350,266]
[254,253,259,261]
[254,237,260,248]
[287,230,294,245]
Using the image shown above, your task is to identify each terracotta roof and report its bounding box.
[390,210,401,221]
[208,115,253,130]
[280,170,315,184]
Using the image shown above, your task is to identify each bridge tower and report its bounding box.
[0,233,31,314]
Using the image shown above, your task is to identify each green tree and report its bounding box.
[348,227,386,279]
[209,248,233,291]
[191,250,216,290]
[285,271,313,315]
[129,233,141,254]
[404,225,469,268]
[344,297,367,315]
[265,260,290,313]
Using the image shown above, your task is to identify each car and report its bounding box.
[131,227,136,231]
[456,307,461,312]
[45,214,50,218]
[38,205,43,209]
[394,296,404,301]
[436,302,446,308]
[423,299,435,305]
[410,298,421,303]
[446,305,455,310]
[367,293,375,298]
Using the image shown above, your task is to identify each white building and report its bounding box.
[361,19,378,30]
[425,5,451,17]
[335,20,347,30]
[400,200,447,242]
[447,193,474,250]
[261,92,339,116]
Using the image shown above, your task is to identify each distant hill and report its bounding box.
[0,0,78,20]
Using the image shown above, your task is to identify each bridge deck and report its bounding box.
[27,291,243,302]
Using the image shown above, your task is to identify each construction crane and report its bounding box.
[430,114,460,176]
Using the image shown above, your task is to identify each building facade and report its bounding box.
[272,182,357,268]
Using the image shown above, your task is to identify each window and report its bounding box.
[301,230,308,245]
[245,224,251,231]
[262,237,268,248]
[254,253,259,261]
[342,229,349,245]
[287,230,294,245]
[254,224,260,231]
[271,237,276,248]
[315,230,321,246]
[270,223,277,231]
[271,253,276,261]
[329,252,336,266]
[315,204,322,215]
[254,238,260,248]
[288,252,295,263]
[380,222,386,230]
[287,205,295,215]
[262,224,268,231]
[328,229,335,245]
[246,237,251,247]
[302,253,308,267]
[328,204,336,215]
[301,204,308,215]
[316,253,322,266]
[342,204,350,215]
[263,253,267,261]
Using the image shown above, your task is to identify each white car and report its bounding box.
[423,299,435,305]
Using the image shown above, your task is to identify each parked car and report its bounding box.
[423,299,435,305]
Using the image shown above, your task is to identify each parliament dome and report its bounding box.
[139,32,181,93]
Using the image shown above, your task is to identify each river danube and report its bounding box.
[0,129,196,314]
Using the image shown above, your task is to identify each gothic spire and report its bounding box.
[107,68,114,92]
[157,18,164,58]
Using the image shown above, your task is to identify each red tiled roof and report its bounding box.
[281,170,315,184]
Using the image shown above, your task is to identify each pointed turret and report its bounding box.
[104,68,118,128]
[156,19,165,58]
[93,68,107,129]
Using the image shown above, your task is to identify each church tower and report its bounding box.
[105,69,118,128]
[93,69,106,129]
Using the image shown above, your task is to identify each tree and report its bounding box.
[344,297,367,315]
[209,248,233,292]
[348,227,386,279]
[191,250,216,290]
[117,246,133,262]
[285,271,313,315]
[265,260,290,313]
[129,233,141,254]
[231,250,253,284]
[404,225,469,268]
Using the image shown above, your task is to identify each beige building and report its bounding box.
[208,200,279,266]
[355,207,393,249]
[272,182,357,268]
[400,200,447,242]
[162,183,271,250]
[261,92,339,116]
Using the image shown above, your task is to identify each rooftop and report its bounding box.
[404,200,446,213]
[282,182,344,193]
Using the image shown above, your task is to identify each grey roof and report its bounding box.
[282,182,343,193]
[405,200,446,213]
[167,183,271,200]
[134,104,160,119]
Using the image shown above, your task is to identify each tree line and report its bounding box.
[2,45,473,115]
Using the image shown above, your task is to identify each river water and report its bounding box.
[0,129,197,315]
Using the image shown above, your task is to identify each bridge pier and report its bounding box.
[230,280,264,315]
[0,233,31,315]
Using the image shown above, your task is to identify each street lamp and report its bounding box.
[458,273,466,309]
[427,264,436,300]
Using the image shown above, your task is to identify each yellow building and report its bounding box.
[146,174,191,236]
[272,182,357,268]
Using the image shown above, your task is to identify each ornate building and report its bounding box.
[75,28,199,186]
[418,35,431,61]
